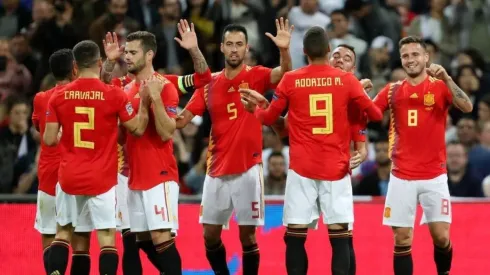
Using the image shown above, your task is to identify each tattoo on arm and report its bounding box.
[448,80,470,102]
[189,48,208,74]
[101,60,117,83]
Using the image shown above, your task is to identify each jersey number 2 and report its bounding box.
[74,107,95,149]
[309,94,333,134]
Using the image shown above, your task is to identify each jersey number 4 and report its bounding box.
[74,107,95,149]
[309,94,333,134]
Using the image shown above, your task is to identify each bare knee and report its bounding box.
[41,234,55,249]
[429,222,450,247]
[71,232,91,251]
[327,223,348,231]
[203,224,222,245]
[150,229,173,244]
[239,226,256,247]
[392,227,413,246]
[96,228,116,247]
[55,223,75,243]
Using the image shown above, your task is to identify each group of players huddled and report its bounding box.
[32,16,472,275]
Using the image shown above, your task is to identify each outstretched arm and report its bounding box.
[101,32,125,83]
[174,19,209,74]
[268,18,293,84]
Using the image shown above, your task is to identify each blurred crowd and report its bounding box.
[0,0,489,198]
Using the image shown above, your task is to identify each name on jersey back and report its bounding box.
[295,77,343,88]
[64,91,105,100]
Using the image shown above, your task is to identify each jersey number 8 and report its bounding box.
[74,107,95,149]
[309,94,333,134]
[408,109,417,127]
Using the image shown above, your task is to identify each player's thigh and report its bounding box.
[199,175,233,226]
[283,169,320,228]
[87,186,117,230]
[142,182,179,232]
[231,164,265,226]
[35,191,57,235]
[382,174,418,228]
[55,183,81,227]
[319,174,354,226]
[419,174,452,225]
[127,189,149,232]
[116,174,130,231]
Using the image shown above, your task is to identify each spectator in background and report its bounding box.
[390,66,406,82]
[450,65,485,122]
[328,9,367,76]
[0,96,38,193]
[244,48,262,67]
[384,0,416,33]
[446,141,483,197]
[89,0,140,58]
[153,0,204,75]
[22,0,54,38]
[361,36,393,93]
[262,126,289,177]
[450,48,490,91]
[478,94,490,125]
[288,0,330,69]
[0,38,32,101]
[264,152,287,195]
[184,146,208,194]
[456,115,479,150]
[407,0,457,66]
[29,0,79,93]
[127,0,161,30]
[446,114,458,143]
[0,0,31,38]
[355,135,391,196]
[260,0,292,67]
[468,121,490,182]
[425,38,441,64]
[9,33,39,77]
[344,0,402,46]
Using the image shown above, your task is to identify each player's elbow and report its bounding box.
[460,102,473,113]
[159,122,176,141]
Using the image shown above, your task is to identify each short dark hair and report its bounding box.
[330,9,349,19]
[336,44,356,59]
[49,49,74,81]
[446,140,466,152]
[398,36,427,50]
[126,31,157,54]
[423,39,439,52]
[268,151,285,162]
[72,40,101,69]
[222,24,248,43]
[5,95,29,114]
[303,26,329,60]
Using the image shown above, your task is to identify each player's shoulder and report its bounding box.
[428,76,448,90]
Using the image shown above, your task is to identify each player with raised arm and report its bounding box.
[239,26,383,275]
[373,36,472,275]
[101,20,209,275]
[120,30,182,275]
[44,40,149,275]
[176,19,293,275]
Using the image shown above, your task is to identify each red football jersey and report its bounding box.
[32,85,65,195]
[124,73,179,190]
[185,65,274,177]
[348,100,368,142]
[373,76,452,180]
[111,69,212,97]
[255,65,379,180]
[46,78,135,195]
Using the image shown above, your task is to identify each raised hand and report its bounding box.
[103,32,124,61]
[426,64,450,82]
[174,19,198,50]
[266,17,294,50]
[239,88,269,109]
[360,78,373,93]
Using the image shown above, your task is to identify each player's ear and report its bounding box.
[424,51,429,63]
[246,44,249,53]
[147,50,155,60]
[97,58,103,68]
[220,43,224,54]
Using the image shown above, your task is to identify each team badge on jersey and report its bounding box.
[239,82,249,89]
[424,93,435,106]
[126,102,134,115]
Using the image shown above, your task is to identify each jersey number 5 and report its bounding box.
[227,103,237,120]
[309,94,333,134]
[74,107,95,149]
[408,109,417,126]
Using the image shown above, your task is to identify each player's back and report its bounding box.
[285,65,364,180]
[51,78,126,195]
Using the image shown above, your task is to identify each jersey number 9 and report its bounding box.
[74,107,95,149]
[408,109,417,127]
[309,94,333,134]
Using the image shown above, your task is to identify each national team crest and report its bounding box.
[424,93,435,106]
[239,82,249,89]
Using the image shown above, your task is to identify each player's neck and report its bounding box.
[309,59,328,66]
[78,70,100,79]
[406,71,427,86]
[135,66,155,82]
[56,79,71,86]
[224,63,244,80]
